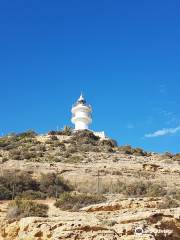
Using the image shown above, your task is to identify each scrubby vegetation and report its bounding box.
[39,173,72,198]
[0,129,179,213]
[7,199,49,219]
[0,130,46,162]
[118,145,149,156]
[157,196,180,209]
[168,188,180,201]
[48,126,73,136]
[0,129,179,165]
[0,171,72,200]
[76,179,168,198]
[0,129,119,164]
[161,152,180,162]
[68,130,117,153]
[102,180,167,197]
[0,130,37,150]
[54,192,106,211]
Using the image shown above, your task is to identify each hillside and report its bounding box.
[0,129,180,239]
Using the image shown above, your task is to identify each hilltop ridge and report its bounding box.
[0,128,180,239]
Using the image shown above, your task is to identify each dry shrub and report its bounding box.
[72,130,100,144]
[157,197,180,209]
[64,155,82,163]
[39,173,72,198]
[7,199,48,219]
[99,139,117,148]
[20,190,46,200]
[0,171,38,200]
[160,153,180,162]
[74,179,167,197]
[168,188,180,201]
[0,171,72,200]
[172,154,180,162]
[55,192,106,211]
[48,126,72,136]
[118,145,148,156]
[112,170,122,176]
[106,180,166,197]
[74,180,98,194]
[9,149,43,161]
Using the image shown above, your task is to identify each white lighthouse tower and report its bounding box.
[71,94,92,130]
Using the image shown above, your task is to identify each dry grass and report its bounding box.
[74,179,167,197]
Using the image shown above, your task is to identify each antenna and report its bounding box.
[79,91,84,101]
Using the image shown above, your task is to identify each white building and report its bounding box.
[71,94,92,130]
[71,94,107,139]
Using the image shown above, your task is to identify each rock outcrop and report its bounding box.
[0,131,180,239]
[0,198,180,240]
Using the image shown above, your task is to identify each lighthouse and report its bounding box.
[71,94,92,130]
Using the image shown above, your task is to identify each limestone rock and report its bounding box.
[0,198,180,239]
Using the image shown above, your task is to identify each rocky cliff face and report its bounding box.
[0,130,180,239]
[0,198,180,240]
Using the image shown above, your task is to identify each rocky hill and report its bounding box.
[0,128,180,239]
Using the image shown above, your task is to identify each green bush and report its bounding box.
[39,173,72,198]
[7,199,48,219]
[16,130,37,139]
[0,171,72,200]
[0,186,12,200]
[72,130,100,144]
[65,130,118,153]
[0,171,38,199]
[55,192,106,211]
[20,190,46,200]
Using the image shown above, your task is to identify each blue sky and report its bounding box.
[0,0,180,153]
